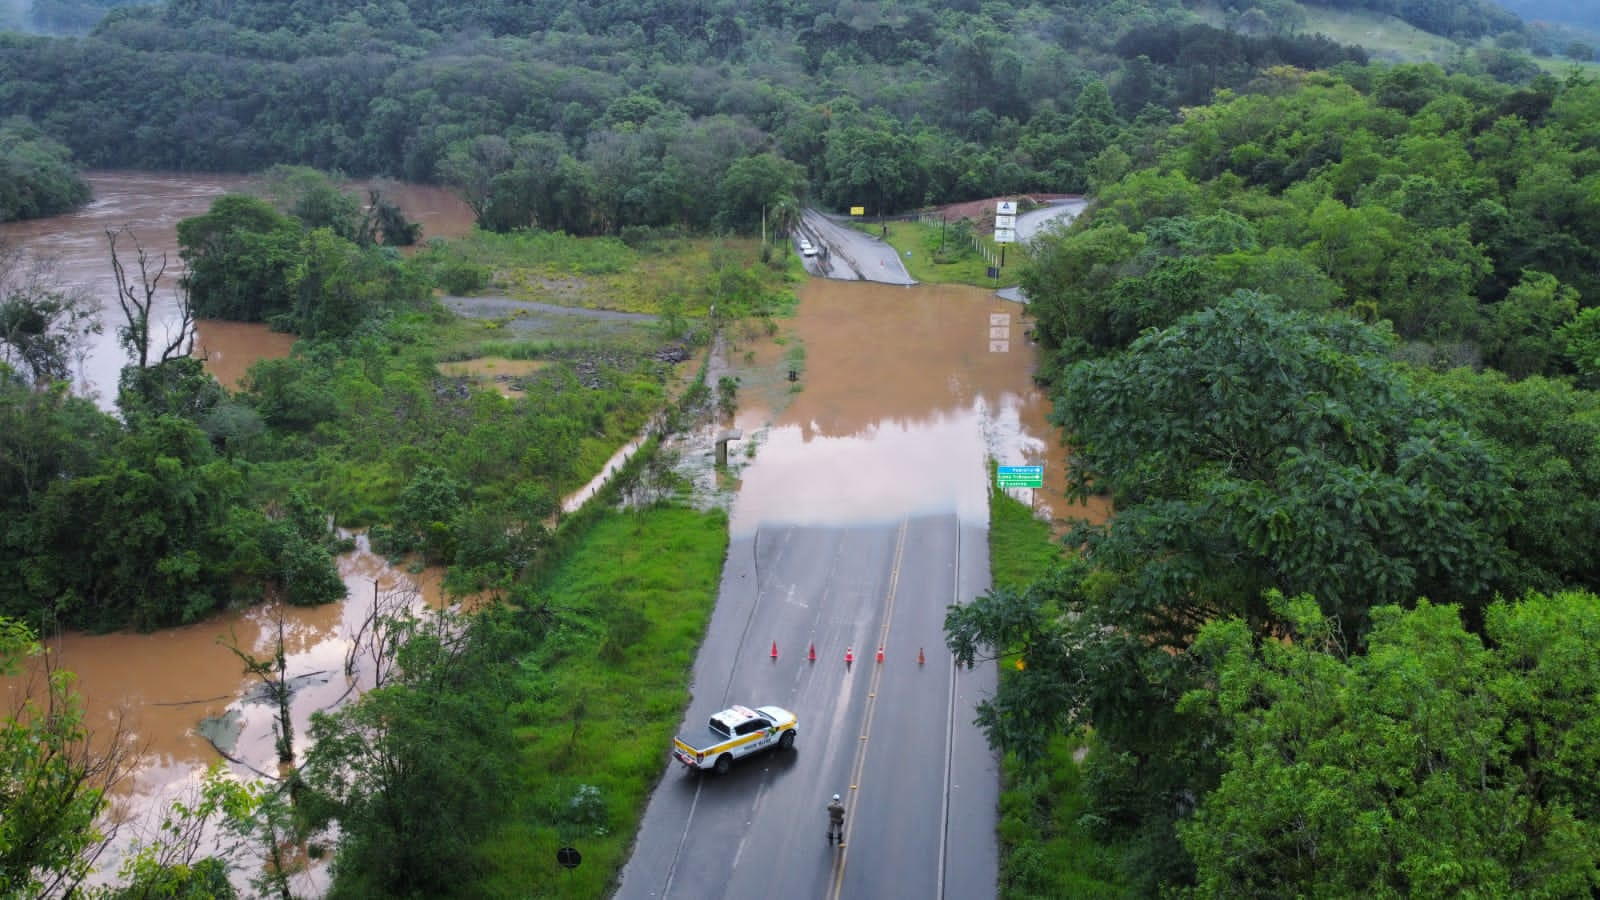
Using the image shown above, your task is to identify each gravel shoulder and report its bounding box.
[442,295,658,323]
[440,294,659,341]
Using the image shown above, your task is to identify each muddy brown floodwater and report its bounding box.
[0,172,481,894]
[3,172,1101,896]
[719,280,1107,535]
[0,171,477,403]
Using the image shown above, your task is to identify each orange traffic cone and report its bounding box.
[918,647,926,666]
[876,646,884,664]
[808,643,817,662]
[770,640,779,659]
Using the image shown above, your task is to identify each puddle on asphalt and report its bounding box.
[719,279,1108,536]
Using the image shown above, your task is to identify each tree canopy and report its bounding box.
[958,57,1600,897]
[1181,591,1600,897]
[0,117,90,222]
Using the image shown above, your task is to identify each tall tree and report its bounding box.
[298,606,521,898]
[176,195,303,322]
[1050,292,1516,643]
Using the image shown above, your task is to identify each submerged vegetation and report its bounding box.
[7,0,1600,894]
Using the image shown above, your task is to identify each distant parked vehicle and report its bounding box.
[799,238,817,257]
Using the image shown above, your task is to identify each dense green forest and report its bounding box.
[0,117,89,221]
[0,0,1390,230]
[10,0,1600,894]
[2,0,1567,229]
[952,60,1600,895]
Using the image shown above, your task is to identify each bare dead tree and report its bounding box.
[344,579,422,691]
[107,226,192,370]
[220,615,296,765]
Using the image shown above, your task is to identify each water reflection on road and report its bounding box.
[724,279,1106,536]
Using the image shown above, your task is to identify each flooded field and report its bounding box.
[0,171,475,405]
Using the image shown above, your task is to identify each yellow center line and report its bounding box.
[830,518,908,897]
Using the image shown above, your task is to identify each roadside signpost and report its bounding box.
[995,465,1043,489]
[994,200,1017,266]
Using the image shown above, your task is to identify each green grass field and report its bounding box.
[481,503,730,898]
[880,220,1021,289]
[432,229,783,315]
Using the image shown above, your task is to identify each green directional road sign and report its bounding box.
[996,465,1043,489]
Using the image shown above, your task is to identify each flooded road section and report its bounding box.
[0,171,475,403]
[725,279,1107,535]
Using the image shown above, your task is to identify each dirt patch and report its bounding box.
[928,194,1082,225]
[438,357,553,397]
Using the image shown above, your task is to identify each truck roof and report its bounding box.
[713,705,764,729]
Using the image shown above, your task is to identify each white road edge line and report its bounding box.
[938,518,960,900]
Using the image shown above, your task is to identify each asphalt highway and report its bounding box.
[798,209,917,285]
[615,516,998,900]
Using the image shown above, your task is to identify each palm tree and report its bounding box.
[768,194,801,248]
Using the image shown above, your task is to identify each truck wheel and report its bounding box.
[779,730,796,750]
[714,754,733,775]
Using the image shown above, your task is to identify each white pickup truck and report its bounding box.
[671,704,797,774]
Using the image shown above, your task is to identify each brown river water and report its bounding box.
[0,172,479,893]
[0,171,476,398]
[0,173,1100,893]
[725,280,1105,534]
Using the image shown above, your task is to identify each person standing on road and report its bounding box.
[827,793,846,845]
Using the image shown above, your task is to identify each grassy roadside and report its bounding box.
[420,228,792,315]
[876,219,1022,288]
[479,499,730,897]
[986,482,1127,898]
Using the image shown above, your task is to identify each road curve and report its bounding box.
[996,198,1089,303]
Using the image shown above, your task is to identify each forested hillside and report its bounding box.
[955,60,1600,895]
[0,0,1390,230]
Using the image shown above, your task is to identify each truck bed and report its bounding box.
[674,726,727,752]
